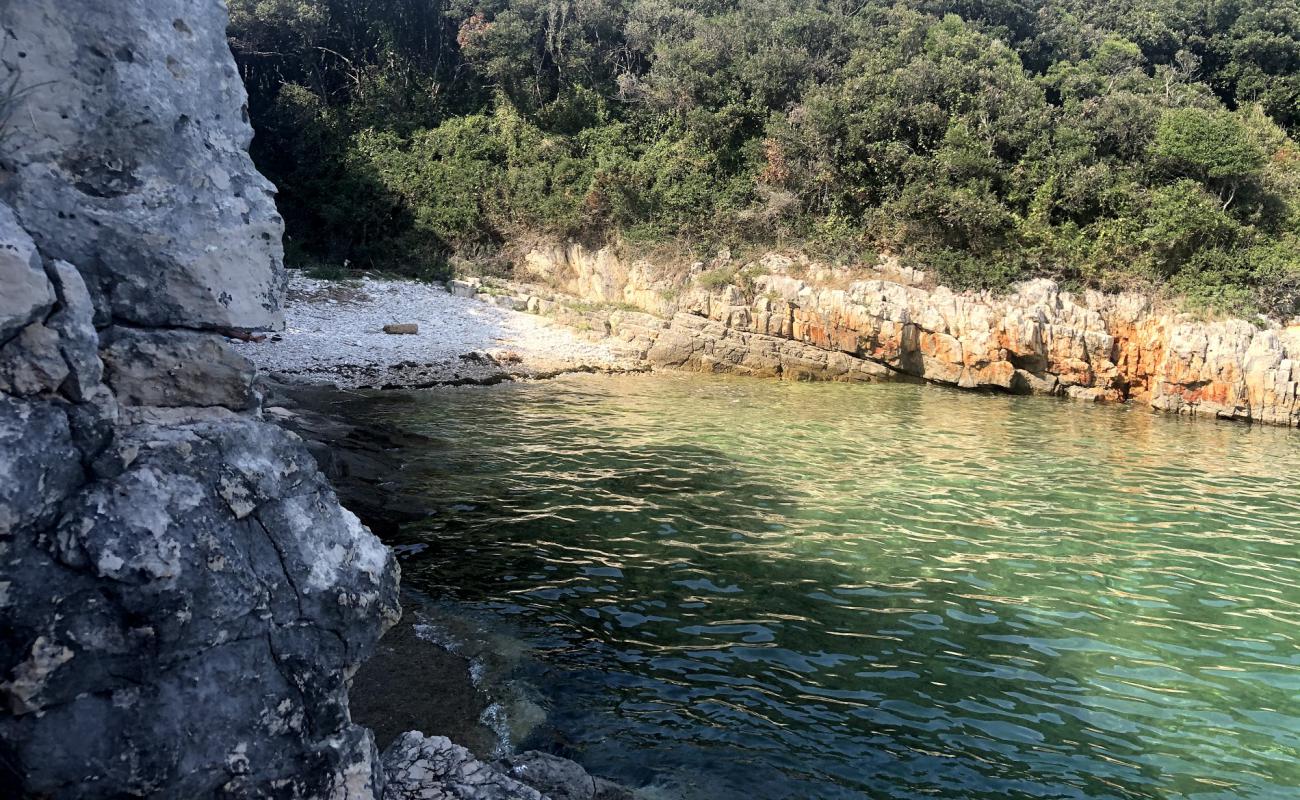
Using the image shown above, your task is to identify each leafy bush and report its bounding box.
[1154,109,1267,186]
[696,266,738,291]
[1142,180,1244,277]
[921,248,1028,292]
[1252,239,1300,319]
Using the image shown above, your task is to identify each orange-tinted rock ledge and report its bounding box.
[518,245,1300,428]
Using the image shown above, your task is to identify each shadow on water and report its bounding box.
[326,375,1300,800]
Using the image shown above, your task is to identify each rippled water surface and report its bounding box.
[353,374,1300,799]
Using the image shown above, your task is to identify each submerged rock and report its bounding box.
[495,752,633,800]
[382,733,629,800]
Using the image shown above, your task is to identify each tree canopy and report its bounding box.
[229,0,1300,315]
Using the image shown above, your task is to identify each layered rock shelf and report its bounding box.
[517,244,1300,428]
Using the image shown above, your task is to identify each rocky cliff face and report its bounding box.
[0,1,401,796]
[1,6,639,798]
[4,0,283,329]
[523,244,1300,427]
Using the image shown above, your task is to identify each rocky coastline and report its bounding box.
[242,241,1300,430]
[471,243,1300,428]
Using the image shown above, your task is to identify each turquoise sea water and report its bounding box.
[351,374,1300,799]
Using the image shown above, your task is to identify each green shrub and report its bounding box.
[1168,250,1257,316]
[1142,180,1243,277]
[921,248,1028,291]
[696,266,738,291]
[1154,109,1267,189]
[1251,239,1300,318]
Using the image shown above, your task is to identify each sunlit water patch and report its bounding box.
[348,374,1300,799]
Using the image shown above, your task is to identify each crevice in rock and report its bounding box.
[250,513,307,622]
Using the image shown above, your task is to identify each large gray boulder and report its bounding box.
[2,415,399,797]
[382,733,547,800]
[0,322,68,396]
[45,260,104,401]
[0,0,284,330]
[380,733,633,800]
[0,395,83,537]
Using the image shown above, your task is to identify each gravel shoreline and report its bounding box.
[232,271,642,388]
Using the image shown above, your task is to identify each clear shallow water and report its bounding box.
[352,374,1300,799]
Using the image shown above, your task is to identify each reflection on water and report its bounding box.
[350,374,1300,799]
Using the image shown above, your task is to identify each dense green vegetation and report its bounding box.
[229,0,1300,314]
